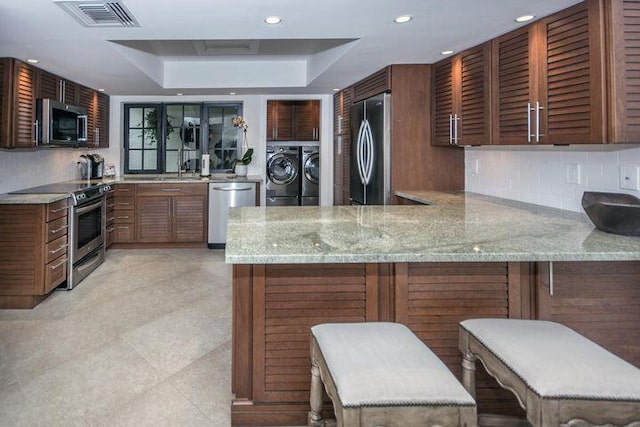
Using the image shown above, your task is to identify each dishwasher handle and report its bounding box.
[212,186,253,192]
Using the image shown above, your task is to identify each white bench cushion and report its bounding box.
[460,318,640,401]
[311,322,476,408]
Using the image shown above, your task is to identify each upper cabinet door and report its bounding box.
[539,0,605,144]
[11,60,37,148]
[266,100,294,141]
[606,0,640,143]
[293,100,320,141]
[491,25,537,145]
[458,43,492,145]
[492,0,605,145]
[432,57,455,146]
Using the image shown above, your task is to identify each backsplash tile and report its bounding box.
[466,145,640,212]
[0,149,116,194]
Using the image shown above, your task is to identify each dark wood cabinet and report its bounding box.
[267,100,319,141]
[112,184,136,244]
[0,58,38,148]
[605,0,640,142]
[0,198,69,309]
[135,183,207,244]
[492,0,605,145]
[0,57,109,149]
[433,43,492,146]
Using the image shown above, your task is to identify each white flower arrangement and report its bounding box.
[232,115,248,131]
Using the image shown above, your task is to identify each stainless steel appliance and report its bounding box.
[350,93,391,205]
[78,153,105,180]
[36,99,88,146]
[301,146,320,206]
[11,181,110,289]
[266,145,301,206]
[208,181,256,248]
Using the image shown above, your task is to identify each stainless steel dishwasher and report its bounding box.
[208,181,256,248]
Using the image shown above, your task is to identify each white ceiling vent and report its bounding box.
[55,1,141,27]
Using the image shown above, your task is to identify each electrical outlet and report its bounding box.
[472,159,480,175]
[619,165,640,190]
[565,163,581,184]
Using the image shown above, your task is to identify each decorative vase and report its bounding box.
[241,130,249,154]
[235,164,248,177]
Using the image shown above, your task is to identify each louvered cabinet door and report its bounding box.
[539,0,605,144]
[0,58,11,148]
[491,26,537,145]
[38,70,59,100]
[11,60,37,148]
[432,57,455,146]
[293,100,319,141]
[458,43,492,145]
[78,85,96,145]
[607,0,640,142]
[95,91,110,147]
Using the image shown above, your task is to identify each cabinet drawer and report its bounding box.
[45,235,68,265]
[46,216,68,243]
[113,211,135,224]
[46,199,69,221]
[113,224,135,243]
[114,184,136,196]
[136,183,207,196]
[105,195,115,212]
[44,255,67,294]
[114,197,135,210]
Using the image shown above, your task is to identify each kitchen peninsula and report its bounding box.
[226,192,640,426]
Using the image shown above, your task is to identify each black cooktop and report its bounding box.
[10,180,109,205]
[10,180,105,195]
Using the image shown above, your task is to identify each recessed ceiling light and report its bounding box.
[176,93,183,96]
[333,88,340,92]
[97,88,105,92]
[229,92,236,95]
[394,15,412,24]
[26,58,39,64]
[265,16,282,25]
[515,14,535,23]
[441,50,454,55]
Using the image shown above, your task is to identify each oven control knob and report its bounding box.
[102,185,112,193]
[77,193,86,201]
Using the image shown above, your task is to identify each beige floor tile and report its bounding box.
[121,303,231,378]
[90,380,216,427]
[166,340,232,422]
[20,339,162,421]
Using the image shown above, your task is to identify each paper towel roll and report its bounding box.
[201,154,210,176]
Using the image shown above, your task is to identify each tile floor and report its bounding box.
[0,249,235,427]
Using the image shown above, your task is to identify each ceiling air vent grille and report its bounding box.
[55,1,141,27]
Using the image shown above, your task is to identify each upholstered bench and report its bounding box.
[459,318,640,426]
[309,322,477,427]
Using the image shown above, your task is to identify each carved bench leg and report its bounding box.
[309,360,324,427]
[461,351,477,400]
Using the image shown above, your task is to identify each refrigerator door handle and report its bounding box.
[356,119,374,186]
[363,119,374,185]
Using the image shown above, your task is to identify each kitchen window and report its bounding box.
[123,102,242,174]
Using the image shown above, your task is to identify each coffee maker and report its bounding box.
[78,154,104,180]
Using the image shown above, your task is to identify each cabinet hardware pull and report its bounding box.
[50,258,68,270]
[50,225,68,234]
[49,244,68,255]
[107,227,116,232]
[107,216,116,222]
[118,188,130,192]
[116,216,129,220]
[33,120,39,145]
[162,188,182,192]
[454,114,459,145]
[117,202,130,206]
[549,261,554,296]
[536,102,544,143]
[50,206,68,213]
[107,203,115,209]
[213,187,252,191]
[449,114,453,145]
[527,102,532,143]
[116,226,129,229]
[75,200,102,215]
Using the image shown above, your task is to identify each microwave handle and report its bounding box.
[78,115,88,142]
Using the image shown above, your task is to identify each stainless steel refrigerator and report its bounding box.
[350,93,391,205]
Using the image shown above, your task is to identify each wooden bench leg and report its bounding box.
[309,360,324,427]
[461,351,477,400]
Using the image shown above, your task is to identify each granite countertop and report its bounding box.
[225,191,640,264]
[0,193,69,204]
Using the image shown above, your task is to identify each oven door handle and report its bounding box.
[75,200,103,215]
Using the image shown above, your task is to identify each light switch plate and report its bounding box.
[565,163,581,184]
[619,165,640,190]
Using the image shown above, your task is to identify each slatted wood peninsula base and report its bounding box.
[231,261,640,426]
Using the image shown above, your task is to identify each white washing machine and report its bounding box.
[301,146,319,206]
[266,145,301,206]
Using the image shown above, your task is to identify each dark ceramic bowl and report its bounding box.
[582,192,640,236]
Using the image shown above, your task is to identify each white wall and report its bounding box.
[465,145,640,212]
[1,94,334,206]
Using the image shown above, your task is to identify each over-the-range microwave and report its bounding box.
[36,98,88,146]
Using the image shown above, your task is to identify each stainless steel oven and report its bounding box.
[69,195,105,288]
